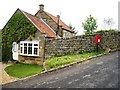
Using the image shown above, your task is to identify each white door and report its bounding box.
[12,42,18,60]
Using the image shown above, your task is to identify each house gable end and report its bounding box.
[35,10,58,32]
[2,9,38,61]
[35,10,74,38]
[24,11,57,38]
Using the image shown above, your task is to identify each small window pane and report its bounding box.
[34,48,38,55]
[24,43,27,54]
[28,43,32,46]
[20,47,23,53]
[24,43,27,46]
[24,47,27,54]
[34,44,38,46]
[28,47,32,54]
[64,32,67,37]
[28,43,32,54]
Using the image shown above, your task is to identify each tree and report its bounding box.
[69,23,78,35]
[103,18,114,30]
[82,15,97,34]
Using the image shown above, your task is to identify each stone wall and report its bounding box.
[18,30,46,64]
[45,31,120,59]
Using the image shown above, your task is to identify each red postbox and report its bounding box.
[95,34,101,52]
[95,34,101,45]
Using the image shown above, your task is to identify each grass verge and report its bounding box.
[5,63,44,78]
[5,51,105,78]
[45,51,105,70]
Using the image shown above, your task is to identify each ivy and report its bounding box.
[2,9,37,61]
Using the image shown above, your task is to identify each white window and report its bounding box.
[64,31,67,37]
[20,41,39,56]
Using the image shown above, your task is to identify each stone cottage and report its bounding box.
[35,4,74,38]
[2,4,74,64]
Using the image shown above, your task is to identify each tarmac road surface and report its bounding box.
[2,51,119,88]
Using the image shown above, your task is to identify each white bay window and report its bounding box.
[20,41,39,56]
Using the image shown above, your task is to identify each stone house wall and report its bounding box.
[35,10,73,38]
[18,30,46,64]
[36,11,59,35]
[45,31,120,59]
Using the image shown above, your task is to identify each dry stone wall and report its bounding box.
[45,31,120,59]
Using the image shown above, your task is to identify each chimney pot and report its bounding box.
[57,15,60,19]
[39,4,44,12]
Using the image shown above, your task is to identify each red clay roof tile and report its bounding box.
[46,12,74,33]
[22,11,58,39]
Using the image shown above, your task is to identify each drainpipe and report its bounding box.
[56,15,60,36]
[42,36,47,71]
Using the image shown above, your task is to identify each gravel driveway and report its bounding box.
[1,62,19,84]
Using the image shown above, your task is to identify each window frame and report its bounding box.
[20,41,39,56]
[63,31,67,38]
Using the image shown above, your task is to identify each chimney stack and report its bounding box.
[39,4,44,12]
[59,25,63,37]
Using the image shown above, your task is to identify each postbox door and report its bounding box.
[96,35,101,44]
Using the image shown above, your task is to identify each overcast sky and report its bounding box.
[0,0,119,35]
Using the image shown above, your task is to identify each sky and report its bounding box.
[0,0,119,35]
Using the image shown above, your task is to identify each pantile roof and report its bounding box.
[46,12,74,33]
[22,10,58,38]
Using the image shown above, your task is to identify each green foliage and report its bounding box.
[69,23,78,35]
[45,55,76,69]
[83,29,117,35]
[95,29,116,33]
[5,63,44,78]
[45,51,104,70]
[2,9,37,61]
[82,15,97,34]
[5,51,105,78]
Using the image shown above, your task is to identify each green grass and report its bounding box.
[45,51,105,70]
[5,63,44,78]
[5,51,105,78]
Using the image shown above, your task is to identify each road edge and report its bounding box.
[2,49,118,85]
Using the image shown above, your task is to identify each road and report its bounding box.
[2,51,119,88]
